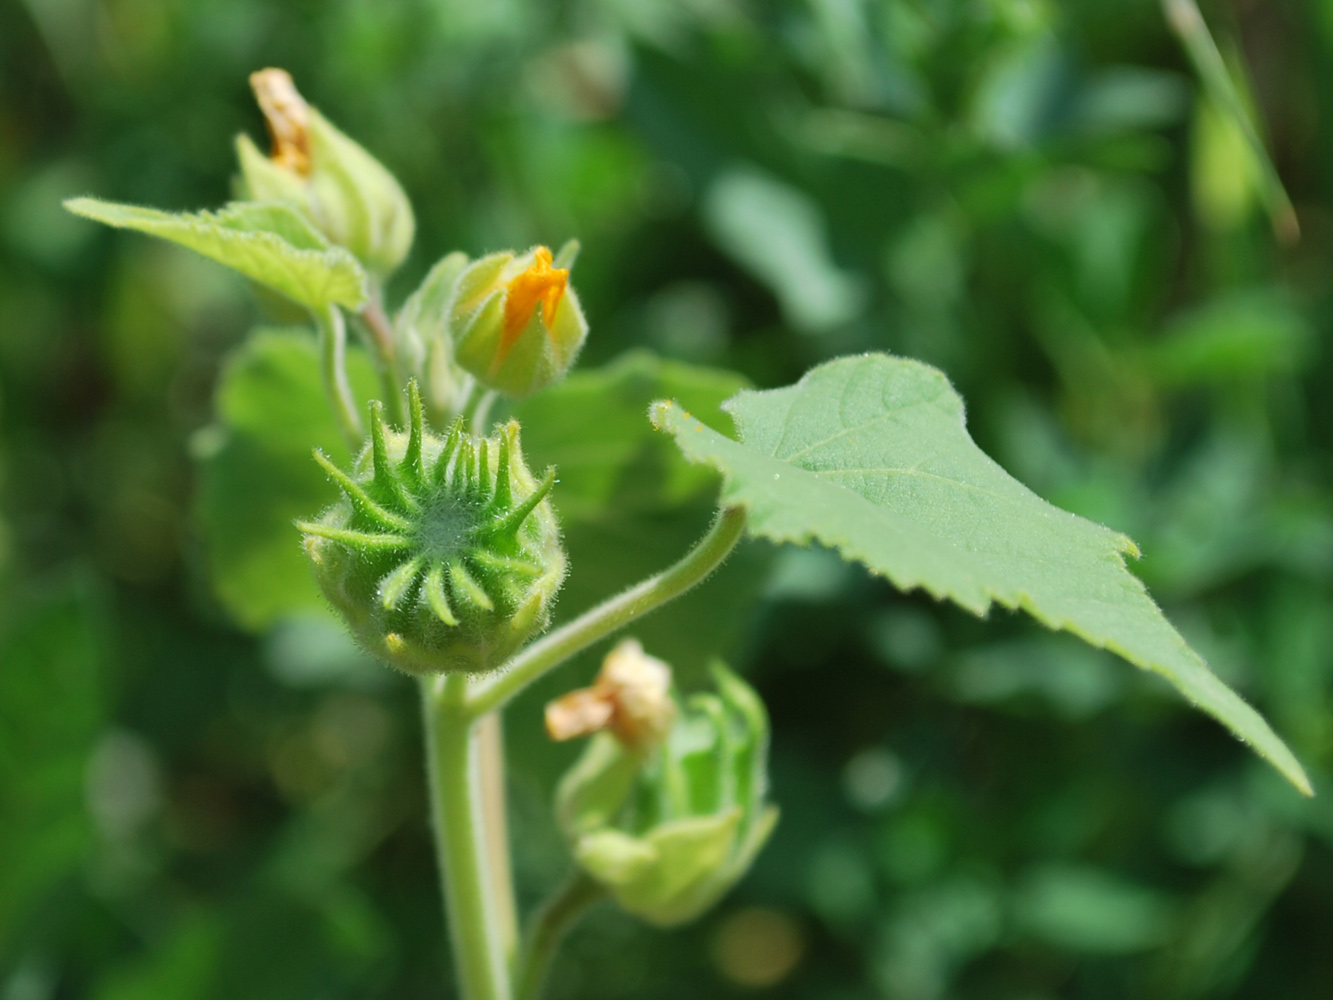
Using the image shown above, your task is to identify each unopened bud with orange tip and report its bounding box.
[451,241,588,398]
[236,68,415,277]
[546,639,677,749]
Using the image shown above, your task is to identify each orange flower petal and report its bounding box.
[500,246,569,360]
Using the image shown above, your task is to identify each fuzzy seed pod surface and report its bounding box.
[299,383,565,675]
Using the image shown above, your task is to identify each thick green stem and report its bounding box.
[314,304,362,448]
[422,675,513,1000]
[478,711,519,964]
[468,506,748,717]
[515,873,605,1000]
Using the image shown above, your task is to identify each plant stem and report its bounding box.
[468,506,748,717]
[515,873,605,1000]
[422,675,513,1000]
[478,711,519,964]
[314,304,363,448]
[360,294,406,425]
[361,295,397,368]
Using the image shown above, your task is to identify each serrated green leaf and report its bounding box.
[193,329,378,630]
[651,353,1311,795]
[64,197,367,310]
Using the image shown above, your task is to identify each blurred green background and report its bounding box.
[3,0,1333,997]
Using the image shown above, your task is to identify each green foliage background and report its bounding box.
[3,0,1333,997]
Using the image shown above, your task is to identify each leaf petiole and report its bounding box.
[313,304,363,448]
[466,505,748,718]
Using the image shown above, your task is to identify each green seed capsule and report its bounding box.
[298,382,565,675]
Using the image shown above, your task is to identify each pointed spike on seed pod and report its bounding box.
[434,418,465,486]
[379,556,423,610]
[466,438,480,492]
[296,522,412,551]
[423,563,459,626]
[478,436,491,494]
[469,549,542,578]
[454,437,473,492]
[368,400,398,494]
[491,425,514,511]
[488,466,556,538]
[401,380,425,485]
[445,434,464,490]
[449,561,495,611]
[312,449,410,531]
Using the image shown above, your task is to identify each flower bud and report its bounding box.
[238,68,415,277]
[451,242,588,398]
[298,382,565,675]
[552,662,778,927]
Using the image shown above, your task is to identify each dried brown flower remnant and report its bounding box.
[249,68,311,176]
[546,639,676,749]
[544,688,615,742]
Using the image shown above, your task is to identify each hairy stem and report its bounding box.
[515,873,605,1000]
[314,304,362,448]
[422,675,513,1000]
[360,294,406,425]
[478,711,519,964]
[361,295,397,366]
[468,506,748,717]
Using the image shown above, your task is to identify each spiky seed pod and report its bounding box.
[298,382,565,675]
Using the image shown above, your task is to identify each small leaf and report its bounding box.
[64,197,368,310]
[193,329,378,630]
[651,353,1311,795]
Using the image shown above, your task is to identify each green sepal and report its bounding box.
[303,108,415,278]
[236,96,415,277]
[235,132,309,205]
[555,732,643,837]
[555,665,777,927]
